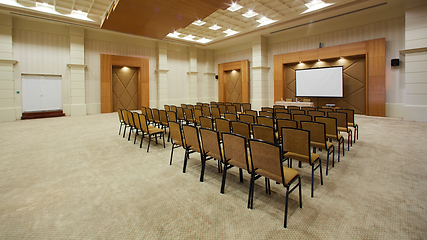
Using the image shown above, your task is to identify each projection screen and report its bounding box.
[295,66,343,97]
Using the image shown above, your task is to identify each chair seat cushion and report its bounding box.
[256,166,299,185]
[311,141,334,150]
[284,152,319,165]
[326,133,343,141]
[148,127,164,135]
[337,127,351,133]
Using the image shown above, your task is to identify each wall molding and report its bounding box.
[67,64,87,69]
[0,59,18,65]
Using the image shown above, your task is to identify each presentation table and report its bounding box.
[274,101,314,108]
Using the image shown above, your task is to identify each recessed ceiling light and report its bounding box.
[35,2,57,14]
[196,38,212,44]
[227,2,243,12]
[167,31,181,38]
[71,10,88,18]
[209,24,222,30]
[192,20,206,26]
[183,34,195,41]
[256,16,277,27]
[302,0,333,14]
[242,9,258,18]
[223,29,238,37]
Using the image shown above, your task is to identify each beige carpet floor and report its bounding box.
[0,113,426,239]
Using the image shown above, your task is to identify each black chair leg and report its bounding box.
[200,155,206,182]
[147,135,151,152]
[239,168,243,183]
[284,187,289,228]
[311,164,314,198]
[183,149,188,173]
[248,173,255,209]
[169,144,175,165]
[220,164,228,194]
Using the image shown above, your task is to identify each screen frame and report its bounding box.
[295,66,344,98]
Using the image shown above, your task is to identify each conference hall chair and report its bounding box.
[287,106,299,110]
[200,116,214,130]
[242,103,251,112]
[259,111,273,118]
[307,110,325,118]
[318,108,333,115]
[211,107,221,120]
[181,104,187,108]
[187,105,194,110]
[290,109,305,118]
[301,106,316,113]
[315,116,345,162]
[276,119,298,143]
[182,125,204,181]
[117,108,125,135]
[221,132,250,194]
[199,128,224,181]
[146,108,154,125]
[282,127,323,197]
[196,102,203,106]
[194,105,202,110]
[202,103,210,107]
[257,116,274,128]
[285,98,293,102]
[231,121,251,143]
[239,114,255,125]
[224,113,238,121]
[202,106,211,117]
[252,124,276,144]
[293,114,312,128]
[152,108,161,128]
[132,111,143,144]
[303,99,311,102]
[170,105,177,112]
[233,103,242,113]
[183,108,194,125]
[327,111,352,151]
[215,118,231,141]
[121,109,130,138]
[248,138,301,228]
[126,110,136,141]
[275,108,289,114]
[141,106,147,116]
[169,121,185,165]
[337,109,358,143]
[245,109,258,119]
[218,104,227,116]
[193,109,203,126]
[167,111,177,123]
[273,105,286,111]
[159,110,170,142]
[261,107,274,112]
[226,105,238,114]
[138,113,165,152]
[177,107,185,124]
[301,121,334,175]
[275,112,291,120]
[164,105,170,112]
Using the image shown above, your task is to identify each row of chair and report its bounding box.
[168,122,306,228]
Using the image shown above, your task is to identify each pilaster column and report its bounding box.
[188,46,198,104]
[403,0,427,122]
[157,42,168,108]
[68,26,86,116]
[252,35,269,110]
[204,50,216,102]
[0,14,17,122]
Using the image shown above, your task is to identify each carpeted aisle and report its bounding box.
[0,113,426,239]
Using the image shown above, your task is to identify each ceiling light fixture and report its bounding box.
[167,31,181,38]
[35,2,57,14]
[183,34,195,41]
[70,10,88,19]
[227,2,243,12]
[242,9,258,18]
[192,20,206,26]
[209,24,222,30]
[196,38,212,44]
[256,16,277,27]
[223,29,238,37]
[302,0,333,14]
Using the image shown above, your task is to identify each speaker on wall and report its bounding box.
[391,59,399,66]
[215,74,218,79]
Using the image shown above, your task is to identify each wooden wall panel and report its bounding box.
[273,38,385,116]
[101,54,149,113]
[218,60,249,103]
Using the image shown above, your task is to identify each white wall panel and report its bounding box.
[167,50,188,105]
[84,38,157,113]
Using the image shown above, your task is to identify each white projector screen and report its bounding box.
[295,66,343,97]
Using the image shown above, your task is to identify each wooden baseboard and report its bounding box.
[21,110,65,120]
